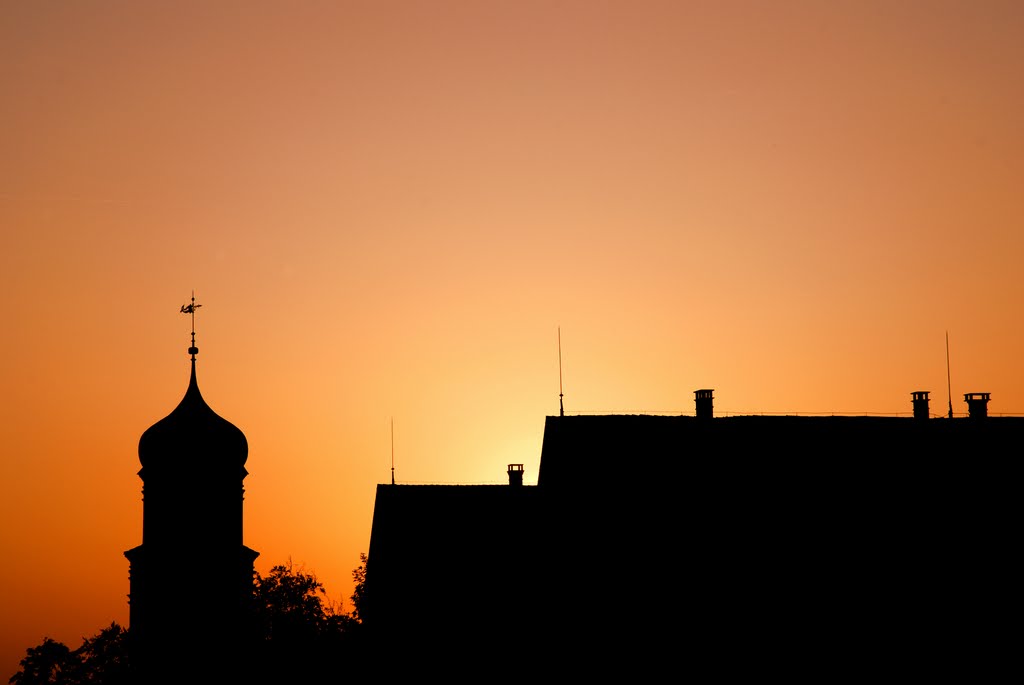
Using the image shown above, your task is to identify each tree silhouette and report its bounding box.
[10,557,366,685]
[8,624,127,685]
[9,638,72,685]
[62,624,129,685]
[349,552,367,623]
[248,560,364,682]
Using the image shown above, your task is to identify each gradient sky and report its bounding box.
[2,0,1023,676]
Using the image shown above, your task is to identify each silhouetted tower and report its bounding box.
[695,389,714,419]
[507,463,524,486]
[964,392,990,420]
[124,296,258,682]
[912,391,931,420]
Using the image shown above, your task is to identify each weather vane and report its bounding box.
[180,291,202,360]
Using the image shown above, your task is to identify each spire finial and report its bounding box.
[180,291,202,360]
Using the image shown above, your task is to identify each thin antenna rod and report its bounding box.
[558,327,564,417]
[946,331,953,419]
[390,418,395,485]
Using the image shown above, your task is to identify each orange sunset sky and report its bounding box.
[2,0,1023,676]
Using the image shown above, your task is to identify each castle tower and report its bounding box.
[124,298,258,681]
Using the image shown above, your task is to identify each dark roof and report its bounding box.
[538,413,1023,489]
[363,484,541,662]
[362,412,1020,671]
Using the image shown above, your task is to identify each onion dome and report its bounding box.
[138,356,248,470]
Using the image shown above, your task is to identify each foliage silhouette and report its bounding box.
[349,552,367,623]
[8,623,127,685]
[248,559,365,682]
[10,558,366,685]
[9,638,72,685]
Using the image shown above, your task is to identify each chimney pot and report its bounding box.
[695,389,714,419]
[912,391,930,420]
[507,464,524,486]
[964,392,990,419]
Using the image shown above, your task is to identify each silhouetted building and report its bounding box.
[363,389,1019,674]
[124,338,258,682]
[363,478,541,667]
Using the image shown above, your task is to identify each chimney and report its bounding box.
[964,392,990,419]
[911,391,930,420]
[694,389,714,419]
[507,464,524,486]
